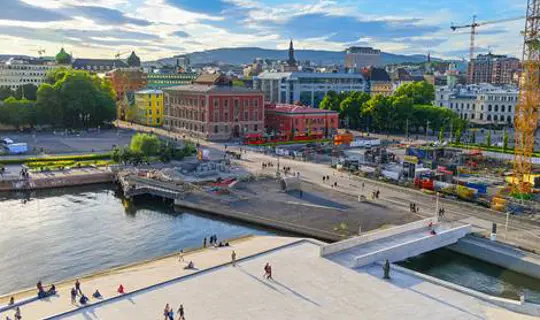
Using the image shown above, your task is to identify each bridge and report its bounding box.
[321,218,471,268]
[118,175,190,200]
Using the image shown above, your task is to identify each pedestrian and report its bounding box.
[322,176,326,183]
[178,304,185,320]
[164,303,170,320]
[263,263,270,279]
[203,237,207,248]
[168,308,175,320]
[117,284,125,294]
[334,182,338,188]
[9,297,14,305]
[362,182,365,190]
[75,279,82,296]
[267,264,273,280]
[178,249,184,262]
[231,250,237,266]
[376,189,380,199]
[14,307,21,320]
[70,287,77,304]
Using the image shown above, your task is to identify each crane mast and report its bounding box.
[514,0,540,194]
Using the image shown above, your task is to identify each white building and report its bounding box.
[435,84,519,125]
[254,72,367,108]
[345,47,381,71]
[0,58,60,90]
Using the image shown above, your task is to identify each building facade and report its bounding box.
[254,72,367,108]
[105,68,148,120]
[360,67,393,96]
[345,47,381,71]
[134,90,164,126]
[146,73,198,89]
[264,103,339,138]
[72,59,128,73]
[0,58,59,90]
[435,84,519,125]
[468,54,521,85]
[163,85,264,140]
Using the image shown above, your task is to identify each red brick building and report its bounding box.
[105,68,148,120]
[264,103,339,139]
[163,84,264,140]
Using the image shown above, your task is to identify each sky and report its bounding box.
[0,0,527,61]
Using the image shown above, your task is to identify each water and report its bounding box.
[398,248,540,303]
[0,185,276,295]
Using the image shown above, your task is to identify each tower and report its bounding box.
[288,39,296,66]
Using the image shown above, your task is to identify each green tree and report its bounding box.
[486,130,492,147]
[0,97,37,128]
[0,87,13,101]
[503,129,509,151]
[37,69,116,128]
[455,128,462,144]
[394,81,435,105]
[14,84,38,100]
[365,94,393,133]
[319,90,341,112]
[339,91,370,129]
[439,128,444,142]
[130,133,161,157]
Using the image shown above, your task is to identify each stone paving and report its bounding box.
[56,239,533,320]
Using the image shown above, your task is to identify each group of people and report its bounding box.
[69,279,107,306]
[163,303,185,320]
[409,203,419,213]
[438,207,446,219]
[282,167,293,175]
[203,235,230,249]
[371,189,381,199]
[36,281,56,299]
[263,263,273,280]
[261,161,274,169]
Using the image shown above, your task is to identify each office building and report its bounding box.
[468,53,521,85]
[147,73,198,89]
[0,58,59,90]
[360,67,393,96]
[264,103,339,138]
[134,89,164,126]
[345,47,381,71]
[254,72,367,108]
[435,84,519,125]
[163,85,264,140]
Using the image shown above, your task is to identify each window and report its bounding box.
[487,115,491,121]
[508,116,512,123]
[494,105,498,112]
[244,100,249,108]
[214,99,219,108]
[488,105,492,112]
[254,110,258,121]
[244,111,249,121]
[508,105,512,113]
[224,99,229,108]
[254,99,258,107]
[254,124,258,132]
[501,105,505,112]
[450,103,453,108]
[494,115,498,122]
[224,125,228,133]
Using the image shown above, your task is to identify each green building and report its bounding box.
[147,73,198,89]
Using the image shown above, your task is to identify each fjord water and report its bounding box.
[0,185,274,295]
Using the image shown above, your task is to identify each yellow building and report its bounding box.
[134,89,164,126]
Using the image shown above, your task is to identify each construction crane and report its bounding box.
[37,49,46,57]
[451,15,524,83]
[513,0,540,195]
[114,51,130,59]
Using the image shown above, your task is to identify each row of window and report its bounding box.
[448,102,513,113]
[1,66,52,70]
[480,95,518,102]
[212,98,259,109]
[165,120,259,134]
[459,113,513,122]
[0,72,47,76]
[0,78,43,84]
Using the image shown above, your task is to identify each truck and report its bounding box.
[6,143,28,154]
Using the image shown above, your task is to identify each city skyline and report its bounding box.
[0,0,526,61]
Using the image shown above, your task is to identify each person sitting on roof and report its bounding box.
[184,261,195,270]
[92,289,102,299]
[117,284,125,294]
[79,294,89,305]
[47,284,56,296]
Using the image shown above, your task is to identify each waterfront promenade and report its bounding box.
[48,238,535,319]
[0,236,296,319]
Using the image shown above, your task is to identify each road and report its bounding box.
[115,121,540,252]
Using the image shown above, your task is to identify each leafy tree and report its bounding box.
[319,90,341,112]
[0,87,13,101]
[503,129,509,151]
[37,68,116,128]
[486,130,492,147]
[130,133,161,157]
[339,91,370,129]
[0,98,37,128]
[14,84,38,100]
[127,51,141,67]
[365,95,393,133]
[394,81,435,105]
[455,128,462,144]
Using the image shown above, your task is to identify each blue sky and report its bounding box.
[0,0,526,61]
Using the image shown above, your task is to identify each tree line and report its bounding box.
[0,68,116,129]
[320,81,467,135]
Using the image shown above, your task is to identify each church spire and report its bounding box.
[288,39,296,66]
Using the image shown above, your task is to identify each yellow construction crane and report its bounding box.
[114,51,130,59]
[451,15,524,83]
[37,49,46,57]
[513,0,540,195]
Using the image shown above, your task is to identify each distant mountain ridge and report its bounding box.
[146,47,433,67]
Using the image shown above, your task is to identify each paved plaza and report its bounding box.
[54,239,533,320]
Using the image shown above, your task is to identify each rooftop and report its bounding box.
[164,84,262,94]
[72,59,128,68]
[135,89,163,95]
[266,103,339,115]
[256,71,365,80]
[48,238,532,320]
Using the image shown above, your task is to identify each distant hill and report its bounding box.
[145,47,433,67]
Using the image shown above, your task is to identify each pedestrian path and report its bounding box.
[0,236,296,320]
